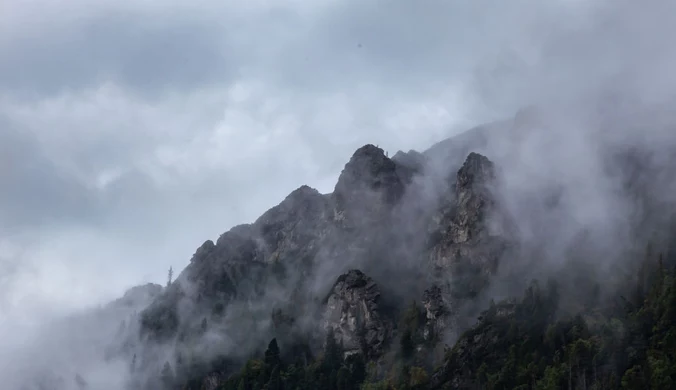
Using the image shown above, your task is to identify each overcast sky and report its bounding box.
[2,0,675,324]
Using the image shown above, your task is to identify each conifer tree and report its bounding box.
[167,266,174,287]
[265,338,281,368]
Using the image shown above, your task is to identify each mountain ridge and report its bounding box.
[122,115,528,389]
[23,109,676,390]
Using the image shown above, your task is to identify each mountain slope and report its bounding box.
[25,108,676,390]
[128,124,517,389]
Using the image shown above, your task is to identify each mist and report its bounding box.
[4,0,676,388]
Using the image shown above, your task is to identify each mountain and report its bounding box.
[22,107,676,390]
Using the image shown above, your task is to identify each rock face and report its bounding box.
[185,223,268,304]
[333,144,407,228]
[421,285,452,342]
[254,185,331,266]
[429,152,509,300]
[409,152,513,347]
[323,270,393,358]
[391,149,426,179]
[431,152,499,264]
[451,152,496,244]
[141,186,332,340]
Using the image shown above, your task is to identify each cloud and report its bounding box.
[0,116,99,233]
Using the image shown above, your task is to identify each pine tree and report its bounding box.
[400,329,414,359]
[323,328,343,372]
[268,365,282,390]
[167,266,174,287]
[347,354,366,387]
[337,366,350,390]
[265,338,281,368]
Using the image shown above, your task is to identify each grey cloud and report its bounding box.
[0,117,99,233]
[0,10,237,98]
[1,0,579,103]
[2,0,676,345]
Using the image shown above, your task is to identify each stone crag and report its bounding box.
[323,269,394,359]
[131,136,514,389]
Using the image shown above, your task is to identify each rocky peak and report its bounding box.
[254,185,330,264]
[456,152,495,191]
[392,149,426,177]
[258,185,324,221]
[429,153,498,256]
[452,152,496,244]
[333,145,406,222]
[336,144,396,187]
[215,223,256,249]
[190,239,216,264]
[180,222,266,307]
[323,269,393,358]
[428,152,508,306]
[392,149,423,165]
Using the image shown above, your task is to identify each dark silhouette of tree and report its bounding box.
[265,338,281,368]
[337,366,350,390]
[400,328,414,359]
[268,365,282,390]
[323,327,343,373]
[167,266,174,287]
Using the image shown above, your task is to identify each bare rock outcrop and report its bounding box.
[333,144,407,227]
[429,152,509,299]
[323,270,394,358]
[421,285,454,342]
